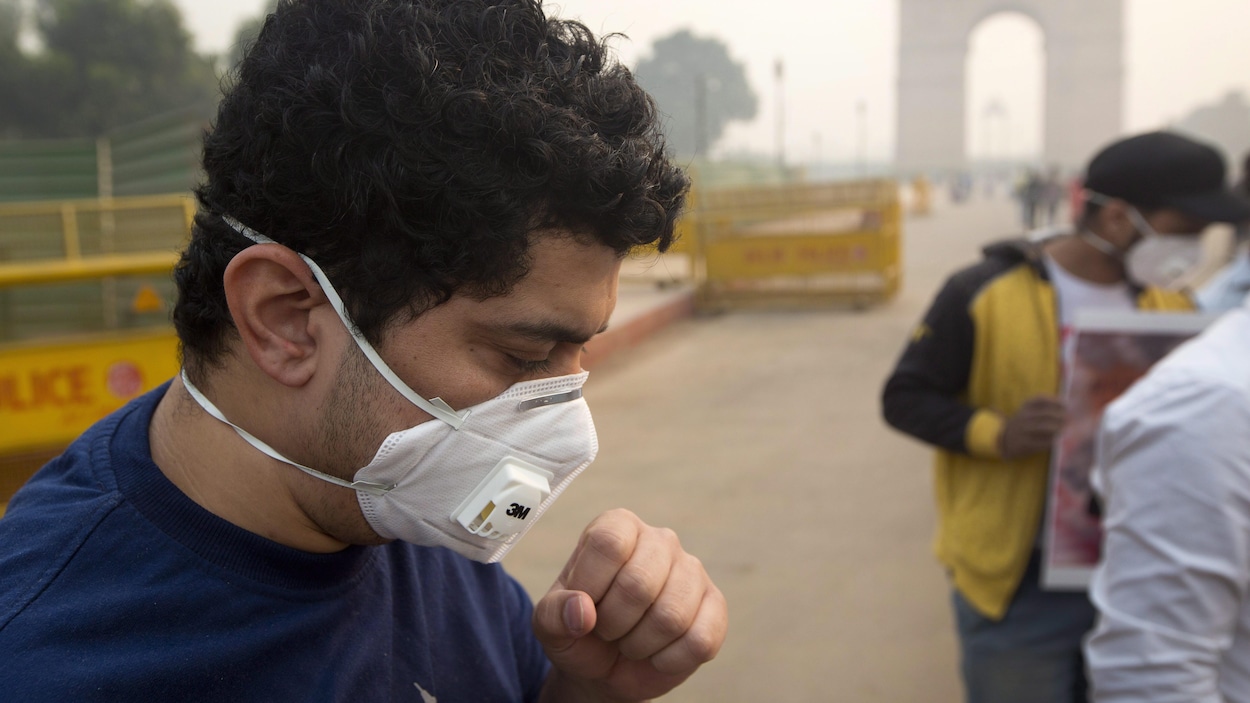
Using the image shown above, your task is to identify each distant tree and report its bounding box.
[0,0,23,137]
[0,0,218,138]
[0,1,18,55]
[633,29,757,157]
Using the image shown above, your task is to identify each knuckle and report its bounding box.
[649,652,690,676]
[681,552,705,574]
[617,639,651,661]
[600,507,639,525]
[614,565,661,607]
[583,525,632,565]
[656,526,681,547]
[682,623,723,663]
[650,601,694,640]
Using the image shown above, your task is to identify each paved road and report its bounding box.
[506,194,1029,702]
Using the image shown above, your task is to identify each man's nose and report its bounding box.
[551,342,585,377]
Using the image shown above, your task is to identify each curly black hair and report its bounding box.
[174,0,688,380]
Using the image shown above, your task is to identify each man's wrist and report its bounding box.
[538,668,648,703]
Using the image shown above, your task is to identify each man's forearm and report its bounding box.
[881,380,989,456]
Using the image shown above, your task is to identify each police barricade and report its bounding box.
[0,195,191,510]
[688,179,901,311]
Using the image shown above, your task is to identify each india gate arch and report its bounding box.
[896,0,1124,173]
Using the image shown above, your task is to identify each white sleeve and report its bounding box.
[1086,372,1250,703]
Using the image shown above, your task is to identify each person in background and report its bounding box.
[1085,231,1250,702]
[1017,169,1043,229]
[882,131,1249,703]
[1042,166,1065,226]
[0,2,727,700]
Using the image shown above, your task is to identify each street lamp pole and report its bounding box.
[694,73,708,158]
[856,100,867,176]
[812,131,822,177]
[982,99,1006,169]
[774,58,785,176]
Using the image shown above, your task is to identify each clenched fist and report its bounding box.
[533,509,728,702]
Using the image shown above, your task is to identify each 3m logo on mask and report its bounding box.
[453,458,554,540]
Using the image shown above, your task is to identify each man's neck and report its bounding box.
[148,376,352,553]
[1042,234,1128,286]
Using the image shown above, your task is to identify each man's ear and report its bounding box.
[222,244,329,387]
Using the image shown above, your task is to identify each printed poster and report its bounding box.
[1041,310,1216,590]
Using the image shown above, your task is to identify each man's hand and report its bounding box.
[999,395,1067,460]
[533,509,728,703]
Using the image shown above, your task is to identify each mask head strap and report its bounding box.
[220,215,470,430]
[1078,190,1149,257]
[180,369,394,496]
[1083,190,1162,237]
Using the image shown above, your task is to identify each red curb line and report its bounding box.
[582,289,695,370]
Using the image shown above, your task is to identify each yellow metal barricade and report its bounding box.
[910,176,932,216]
[689,179,902,310]
[0,194,191,509]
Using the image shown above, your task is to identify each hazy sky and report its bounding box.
[172,0,1250,163]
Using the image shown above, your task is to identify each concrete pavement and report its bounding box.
[504,193,1030,702]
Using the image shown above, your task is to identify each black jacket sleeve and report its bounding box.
[881,268,986,454]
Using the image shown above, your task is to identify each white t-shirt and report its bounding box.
[1043,255,1135,346]
[1040,255,1135,549]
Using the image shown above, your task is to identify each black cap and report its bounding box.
[1084,131,1250,223]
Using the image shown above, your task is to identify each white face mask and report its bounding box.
[181,216,599,563]
[1123,208,1204,290]
[1080,191,1205,290]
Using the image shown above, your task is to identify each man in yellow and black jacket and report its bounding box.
[882,132,1250,703]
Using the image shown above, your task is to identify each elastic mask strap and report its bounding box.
[1123,207,1160,241]
[221,215,469,430]
[180,369,394,496]
[1078,190,1132,258]
[1077,229,1123,258]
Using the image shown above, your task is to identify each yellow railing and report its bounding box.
[0,195,191,504]
[0,193,192,342]
[0,251,180,287]
[0,193,194,258]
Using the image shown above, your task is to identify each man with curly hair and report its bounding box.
[0,1,727,700]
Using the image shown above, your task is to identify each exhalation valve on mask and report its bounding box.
[452,458,554,539]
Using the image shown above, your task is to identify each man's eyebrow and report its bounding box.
[504,320,610,345]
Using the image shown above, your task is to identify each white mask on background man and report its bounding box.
[1080,191,1205,290]
[1122,207,1205,290]
[181,215,599,563]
